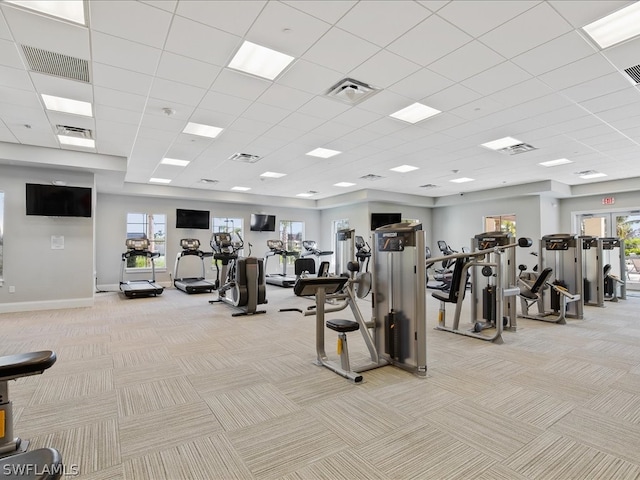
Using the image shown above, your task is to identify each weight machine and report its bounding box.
[600,237,626,302]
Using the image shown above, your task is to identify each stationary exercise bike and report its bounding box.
[210,232,267,316]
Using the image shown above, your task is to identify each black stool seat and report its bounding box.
[0,448,63,479]
[326,319,359,333]
[0,351,57,381]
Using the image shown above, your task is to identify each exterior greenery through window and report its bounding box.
[211,217,244,262]
[484,214,516,236]
[279,220,303,265]
[126,213,166,269]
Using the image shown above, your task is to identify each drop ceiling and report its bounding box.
[1,0,640,203]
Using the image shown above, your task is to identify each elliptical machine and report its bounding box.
[210,232,267,316]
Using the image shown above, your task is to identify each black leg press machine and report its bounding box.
[1,350,64,479]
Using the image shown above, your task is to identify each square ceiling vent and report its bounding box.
[496,143,537,155]
[360,174,384,181]
[326,78,379,105]
[624,64,640,84]
[228,152,261,163]
[56,124,92,139]
[22,45,90,83]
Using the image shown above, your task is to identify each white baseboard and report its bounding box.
[0,297,94,314]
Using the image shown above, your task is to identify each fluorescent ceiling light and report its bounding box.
[306,147,341,158]
[583,2,640,49]
[149,178,171,184]
[481,136,522,150]
[57,135,94,148]
[334,182,355,187]
[228,41,294,80]
[5,0,85,24]
[161,158,190,167]
[183,122,223,138]
[389,102,441,124]
[260,171,286,178]
[296,192,314,197]
[579,172,607,179]
[450,177,475,183]
[231,186,251,191]
[390,164,419,173]
[539,158,573,167]
[42,94,92,117]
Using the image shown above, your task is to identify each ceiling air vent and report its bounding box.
[22,45,90,83]
[228,152,261,163]
[326,78,379,105]
[360,174,384,181]
[624,64,640,84]
[200,178,219,184]
[420,184,438,189]
[56,125,92,139]
[496,143,537,155]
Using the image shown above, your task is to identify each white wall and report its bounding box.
[0,165,95,311]
[96,193,322,287]
[559,191,640,233]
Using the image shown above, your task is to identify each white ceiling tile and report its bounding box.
[462,61,532,96]
[449,97,507,121]
[277,111,326,132]
[357,89,415,117]
[139,1,178,13]
[1,5,90,58]
[548,0,632,28]
[580,88,640,114]
[210,69,271,102]
[93,86,148,113]
[176,1,265,36]
[0,85,39,108]
[423,84,482,111]
[29,72,92,102]
[0,38,23,68]
[90,1,172,48]
[164,15,240,66]
[282,1,356,25]
[93,105,142,125]
[388,67,453,101]
[488,78,554,107]
[92,63,153,97]
[336,1,430,47]
[0,8,11,41]
[91,31,162,75]
[512,31,596,76]
[603,36,640,73]
[479,2,573,58]
[296,96,350,120]
[348,49,421,88]
[387,14,472,66]
[429,40,505,83]
[242,102,291,124]
[437,1,539,38]
[246,1,331,57]
[560,72,632,103]
[183,108,234,129]
[538,53,619,90]
[277,59,342,95]
[302,26,380,74]
[257,83,314,111]
[198,91,252,116]
[156,52,221,89]
[0,64,31,90]
[149,78,206,107]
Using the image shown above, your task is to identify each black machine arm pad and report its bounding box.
[0,351,57,381]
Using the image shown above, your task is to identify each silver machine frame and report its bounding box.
[334,228,356,276]
[432,236,526,344]
[519,234,583,324]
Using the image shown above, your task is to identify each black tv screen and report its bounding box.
[176,208,210,229]
[250,214,276,232]
[26,183,92,217]
[371,212,402,230]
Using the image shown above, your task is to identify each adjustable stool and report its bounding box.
[1,351,57,456]
[326,319,359,372]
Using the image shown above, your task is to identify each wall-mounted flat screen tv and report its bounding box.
[250,213,276,232]
[371,212,402,231]
[26,183,92,217]
[176,208,210,229]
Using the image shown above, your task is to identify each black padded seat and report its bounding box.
[326,319,359,333]
[432,257,468,303]
[0,448,63,480]
[519,267,553,300]
[0,351,57,381]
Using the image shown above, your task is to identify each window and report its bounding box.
[126,213,166,269]
[279,220,304,264]
[211,217,245,256]
[484,214,516,236]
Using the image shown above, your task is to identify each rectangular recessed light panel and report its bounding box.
[183,122,223,138]
[231,186,251,191]
[481,136,522,150]
[260,172,286,178]
[161,158,190,166]
[579,172,607,179]
[450,177,475,183]
[583,2,640,49]
[57,135,94,148]
[150,178,171,184]
[390,164,419,173]
[306,148,341,158]
[5,0,86,24]
[389,102,441,124]
[539,158,573,167]
[42,94,92,117]
[334,182,355,187]
[228,41,294,80]
[296,192,314,197]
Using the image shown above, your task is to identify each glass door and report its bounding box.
[578,210,640,290]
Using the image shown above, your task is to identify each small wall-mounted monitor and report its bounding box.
[371,212,402,231]
[25,183,92,217]
[250,214,276,232]
[176,208,210,229]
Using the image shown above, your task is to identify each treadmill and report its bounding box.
[264,239,298,287]
[120,237,164,298]
[173,238,215,294]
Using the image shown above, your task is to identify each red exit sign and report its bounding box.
[602,197,615,205]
